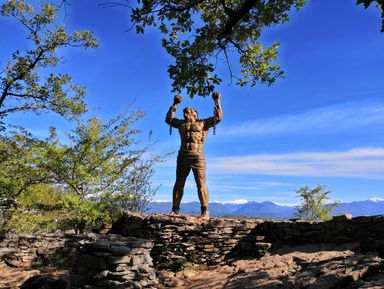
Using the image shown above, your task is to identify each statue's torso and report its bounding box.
[178,120,208,153]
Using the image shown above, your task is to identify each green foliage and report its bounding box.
[0,110,160,233]
[103,0,384,97]
[294,185,339,222]
[6,185,116,233]
[0,131,46,231]
[5,184,64,233]
[171,257,189,271]
[0,0,98,121]
[356,0,384,32]
[42,111,159,212]
[0,1,160,234]
[0,129,52,201]
[102,0,306,97]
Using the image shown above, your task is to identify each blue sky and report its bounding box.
[1,0,384,205]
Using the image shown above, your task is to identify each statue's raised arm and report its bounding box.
[203,92,223,129]
[165,95,183,128]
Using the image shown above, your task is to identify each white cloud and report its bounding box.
[207,182,290,192]
[209,147,384,179]
[208,181,291,192]
[212,199,249,204]
[209,185,264,191]
[369,197,384,202]
[271,201,299,207]
[219,100,384,137]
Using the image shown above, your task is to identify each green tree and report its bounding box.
[102,0,306,98]
[0,128,53,198]
[0,110,160,232]
[42,111,159,228]
[44,112,156,200]
[0,0,161,233]
[0,130,62,231]
[4,184,65,233]
[103,0,383,98]
[294,185,339,222]
[0,0,98,121]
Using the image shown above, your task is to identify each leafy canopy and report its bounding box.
[294,185,339,222]
[0,0,98,121]
[103,0,384,98]
[101,0,306,98]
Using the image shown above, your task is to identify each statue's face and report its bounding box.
[183,107,197,122]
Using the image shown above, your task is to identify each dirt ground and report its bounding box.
[158,243,384,289]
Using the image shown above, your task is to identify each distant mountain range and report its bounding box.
[145,199,384,219]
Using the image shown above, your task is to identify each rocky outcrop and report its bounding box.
[71,234,157,289]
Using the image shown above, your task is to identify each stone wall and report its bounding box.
[109,213,265,266]
[2,213,384,288]
[253,214,384,253]
[109,213,384,267]
[0,232,157,289]
[71,234,157,289]
[0,233,86,268]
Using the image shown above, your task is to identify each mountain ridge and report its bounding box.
[146,200,384,218]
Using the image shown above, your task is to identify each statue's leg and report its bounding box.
[192,168,209,218]
[171,164,191,214]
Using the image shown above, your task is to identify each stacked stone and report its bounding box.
[0,233,82,268]
[109,213,384,267]
[109,213,264,266]
[254,214,384,253]
[71,234,157,289]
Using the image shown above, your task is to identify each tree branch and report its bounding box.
[0,48,45,109]
[227,38,245,53]
[98,2,134,9]
[221,0,258,38]
[0,104,42,116]
[219,0,235,17]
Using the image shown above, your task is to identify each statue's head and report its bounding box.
[183,107,198,122]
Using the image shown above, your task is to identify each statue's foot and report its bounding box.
[198,211,210,220]
[169,206,180,216]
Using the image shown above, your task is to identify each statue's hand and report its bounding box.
[174,95,182,105]
[212,92,221,100]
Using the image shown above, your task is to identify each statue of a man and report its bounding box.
[165,92,222,219]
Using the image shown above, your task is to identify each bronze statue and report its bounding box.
[165,92,222,219]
